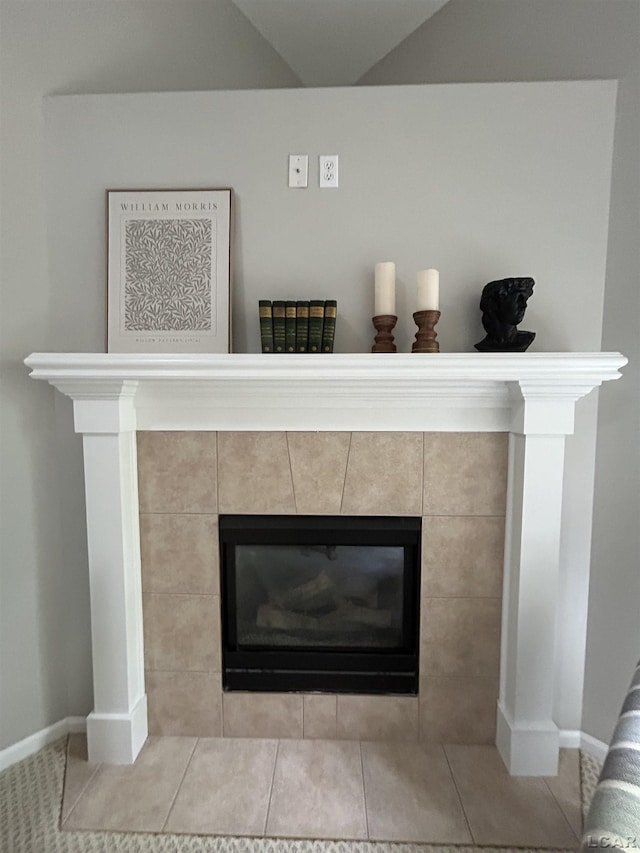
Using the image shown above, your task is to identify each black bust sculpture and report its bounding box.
[474,277,536,352]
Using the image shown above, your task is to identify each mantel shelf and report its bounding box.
[25,351,627,435]
[24,351,626,388]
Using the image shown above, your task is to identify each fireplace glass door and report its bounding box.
[220,515,420,694]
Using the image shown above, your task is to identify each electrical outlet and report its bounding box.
[288,154,308,188]
[319,155,339,188]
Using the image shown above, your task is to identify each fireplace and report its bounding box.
[220,515,421,694]
[24,351,627,773]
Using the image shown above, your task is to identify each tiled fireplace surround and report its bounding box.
[138,430,507,744]
[25,352,627,776]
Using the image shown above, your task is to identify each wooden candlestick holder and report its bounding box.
[412,310,441,353]
[371,314,398,352]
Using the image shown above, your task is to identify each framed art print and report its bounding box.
[107,188,232,352]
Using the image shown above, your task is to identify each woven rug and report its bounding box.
[0,737,601,853]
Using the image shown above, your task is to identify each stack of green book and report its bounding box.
[258,299,337,353]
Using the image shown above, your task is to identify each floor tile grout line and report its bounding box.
[139,511,220,516]
[422,432,425,515]
[442,743,476,845]
[339,432,353,514]
[543,769,583,843]
[60,738,103,827]
[143,592,219,598]
[285,432,299,514]
[138,509,508,518]
[144,667,222,673]
[160,737,199,833]
[61,763,101,826]
[421,597,503,609]
[263,738,281,836]
[215,431,220,515]
[358,740,371,840]
[423,513,507,519]
[420,674,500,681]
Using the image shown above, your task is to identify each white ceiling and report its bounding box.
[230,0,450,86]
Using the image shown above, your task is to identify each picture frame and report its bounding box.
[107,188,232,353]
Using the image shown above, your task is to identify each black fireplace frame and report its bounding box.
[219,515,421,694]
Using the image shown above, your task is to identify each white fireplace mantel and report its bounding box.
[25,351,626,432]
[25,351,627,775]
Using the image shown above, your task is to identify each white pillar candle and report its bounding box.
[374,261,396,315]
[417,268,439,311]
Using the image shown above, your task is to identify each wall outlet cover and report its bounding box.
[319,155,339,188]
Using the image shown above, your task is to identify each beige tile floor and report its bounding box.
[62,734,582,846]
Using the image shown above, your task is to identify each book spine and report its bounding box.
[321,300,337,352]
[258,300,274,353]
[296,301,310,352]
[308,300,325,353]
[285,301,297,353]
[272,300,286,353]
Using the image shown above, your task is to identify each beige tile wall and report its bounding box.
[138,430,507,743]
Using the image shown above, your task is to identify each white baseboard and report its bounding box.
[559,728,582,748]
[0,716,86,772]
[66,715,88,734]
[578,731,609,763]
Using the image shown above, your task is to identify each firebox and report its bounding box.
[220,515,421,694]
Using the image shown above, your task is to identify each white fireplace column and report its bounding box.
[497,384,580,775]
[25,352,626,772]
[61,379,148,764]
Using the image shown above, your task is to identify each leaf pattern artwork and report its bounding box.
[123,219,213,331]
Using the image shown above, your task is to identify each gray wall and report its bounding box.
[0,0,299,751]
[361,0,640,745]
[44,83,615,354]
